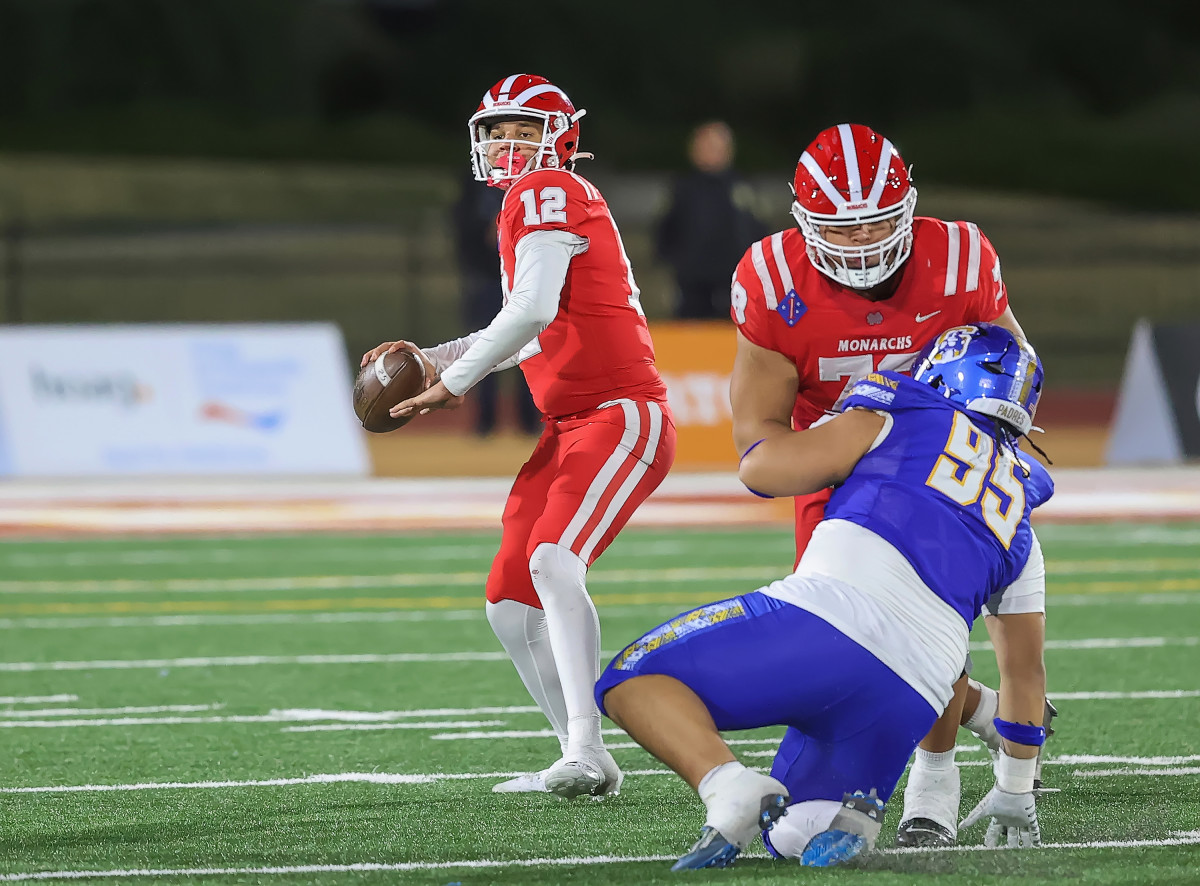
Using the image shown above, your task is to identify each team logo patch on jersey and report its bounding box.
[866,311,883,326]
[612,598,747,670]
[776,290,807,327]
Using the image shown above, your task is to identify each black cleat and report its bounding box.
[895,817,956,848]
[1033,698,1058,792]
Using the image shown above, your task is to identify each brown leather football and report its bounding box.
[353,349,427,433]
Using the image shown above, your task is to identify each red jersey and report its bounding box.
[732,217,1009,429]
[498,167,667,419]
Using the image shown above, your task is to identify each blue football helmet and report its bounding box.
[911,323,1043,436]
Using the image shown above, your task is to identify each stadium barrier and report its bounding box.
[650,321,739,469]
[1107,320,1200,464]
[0,323,368,477]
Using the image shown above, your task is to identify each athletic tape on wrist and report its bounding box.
[993,717,1046,747]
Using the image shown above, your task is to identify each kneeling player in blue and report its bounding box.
[595,324,1053,870]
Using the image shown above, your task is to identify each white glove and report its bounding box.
[960,786,1041,848]
[961,750,1041,848]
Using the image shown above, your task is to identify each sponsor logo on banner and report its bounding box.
[0,324,368,476]
[29,367,154,408]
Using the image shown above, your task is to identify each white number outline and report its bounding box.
[925,411,1026,548]
[819,351,919,410]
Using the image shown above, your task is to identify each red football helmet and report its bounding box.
[790,123,918,289]
[469,74,587,185]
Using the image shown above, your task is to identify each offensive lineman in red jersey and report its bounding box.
[364,74,676,800]
[729,124,1051,850]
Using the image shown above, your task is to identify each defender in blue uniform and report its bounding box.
[596,324,1053,869]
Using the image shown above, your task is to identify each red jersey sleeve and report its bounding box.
[966,227,1008,323]
[730,240,779,352]
[498,169,593,245]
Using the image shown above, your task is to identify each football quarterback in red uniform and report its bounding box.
[729,124,1050,850]
[365,74,676,799]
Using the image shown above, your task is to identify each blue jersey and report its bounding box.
[827,371,1054,627]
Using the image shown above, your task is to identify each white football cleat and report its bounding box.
[492,769,551,794]
[544,748,623,799]
[896,762,960,846]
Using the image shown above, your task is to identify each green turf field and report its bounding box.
[0,523,1197,884]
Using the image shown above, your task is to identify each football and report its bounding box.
[353,349,427,433]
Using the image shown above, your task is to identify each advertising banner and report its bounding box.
[0,324,369,477]
[650,321,740,469]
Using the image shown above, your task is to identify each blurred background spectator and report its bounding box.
[450,171,540,437]
[654,122,767,319]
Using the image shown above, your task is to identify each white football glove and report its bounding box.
[960,785,1041,848]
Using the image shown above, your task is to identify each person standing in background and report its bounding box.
[451,170,541,436]
[655,121,767,319]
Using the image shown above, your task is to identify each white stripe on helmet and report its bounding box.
[510,84,569,107]
[838,124,863,202]
[799,151,844,209]
[866,138,895,206]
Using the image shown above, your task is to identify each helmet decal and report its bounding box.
[912,324,1044,437]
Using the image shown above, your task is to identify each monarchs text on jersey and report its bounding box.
[498,168,667,418]
[731,218,1008,429]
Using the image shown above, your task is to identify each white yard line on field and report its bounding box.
[1051,690,1200,699]
[2,592,1197,633]
[0,652,509,672]
[0,769,675,794]
[0,537,794,570]
[0,610,484,631]
[2,833,1199,881]
[5,559,1197,596]
[0,695,77,704]
[0,704,219,718]
[970,637,1198,651]
[0,566,787,595]
[4,764,1192,798]
[0,717,505,730]
[1074,767,1200,777]
[2,637,1195,674]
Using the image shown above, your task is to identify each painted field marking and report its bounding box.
[3,559,1197,596]
[3,591,1198,631]
[0,717,505,731]
[4,764,1193,797]
[2,639,1195,674]
[1055,754,1200,765]
[0,566,786,595]
[0,704,219,719]
[0,769,674,795]
[0,652,509,672]
[1075,767,1200,777]
[0,695,78,704]
[1050,690,1200,700]
[970,637,1198,651]
[0,536,794,569]
[0,610,484,631]
[1,833,1198,881]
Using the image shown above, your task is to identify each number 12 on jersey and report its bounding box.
[926,412,1026,548]
[520,187,567,225]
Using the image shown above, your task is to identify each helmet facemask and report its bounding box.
[469,108,584,186]
[791,186,917,289]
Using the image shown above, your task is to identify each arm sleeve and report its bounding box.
[440,228,587,396]
[422,332,520,376]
